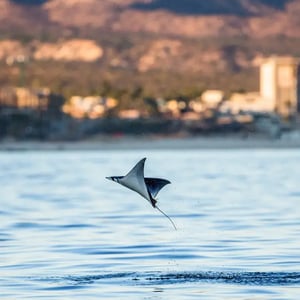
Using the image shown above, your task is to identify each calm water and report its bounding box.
[1,149,300,299]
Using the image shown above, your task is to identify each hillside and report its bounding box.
[1,0,300,100]
[0,0,299,38]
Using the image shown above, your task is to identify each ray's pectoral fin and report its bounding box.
[145,178,171,201]
[125,157,146,177]
[118,158,151,203]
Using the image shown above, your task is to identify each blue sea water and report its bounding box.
[1,149,300,299]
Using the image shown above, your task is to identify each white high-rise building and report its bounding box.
[260,56,300,118]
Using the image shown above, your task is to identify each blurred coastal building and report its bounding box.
[62,96,118,119]
[201,90,224,109]
[0,86,65,139]
[221,56,300,119]
[221,92,271,114]
[0,87,64,117]
[260,56,299,118]
[118,109,141,119]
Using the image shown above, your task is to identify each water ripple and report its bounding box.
[142,271,300,286]
[36,271,300,287]
[2,150,300,299]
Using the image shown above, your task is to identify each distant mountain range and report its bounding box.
[7,0,292,14]
[1,0,299,38]
[130,0,290,16]
[1,0,300,97]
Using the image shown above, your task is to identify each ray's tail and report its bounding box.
[156,206,177,230]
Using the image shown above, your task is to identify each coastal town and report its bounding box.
[1,0,300,146]
[0,55,299,142]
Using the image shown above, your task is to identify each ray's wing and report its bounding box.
[145,177,171,199]
[119,157,151,202]
[125,157,146,179]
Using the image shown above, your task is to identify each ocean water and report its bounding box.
[1,149,300,299]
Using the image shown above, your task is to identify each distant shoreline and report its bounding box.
[1,135,300,151]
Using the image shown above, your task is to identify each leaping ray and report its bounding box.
[106,158,176,230]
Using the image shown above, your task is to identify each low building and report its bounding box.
[0,87,64,115]
[221,92,273,114]
[118,109,141,119]
[189,100,204,113]
[62,96,118,119]
[201,90,224,109]
[0,87,38,109]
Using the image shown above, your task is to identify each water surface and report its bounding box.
[1,149,300,299]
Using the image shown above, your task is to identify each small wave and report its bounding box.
[141,271,300,286]
[38,271,300,287]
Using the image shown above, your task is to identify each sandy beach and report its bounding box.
[1,135,300,151]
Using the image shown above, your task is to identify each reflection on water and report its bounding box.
[1,149,300,299]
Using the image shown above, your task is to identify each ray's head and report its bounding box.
[105,176,121,183]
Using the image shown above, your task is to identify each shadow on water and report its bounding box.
[36,271,300,288]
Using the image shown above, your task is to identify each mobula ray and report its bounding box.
[106,158,176,230]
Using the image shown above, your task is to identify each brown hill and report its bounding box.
[1,0,300,98]
[0,0,300,38]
